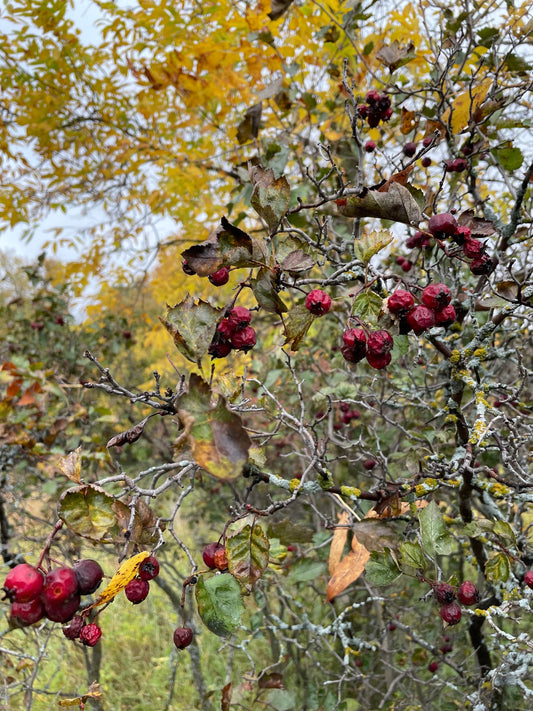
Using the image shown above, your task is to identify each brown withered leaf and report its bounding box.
[458,209,497,238]
[375,40,416,72]
[58,682,102,707]
[268,0,294,20]
[236,103,262,144]
[106,418,149,448]
[337,182,422,225]
[221,682,232,711]
[329,511,350,575]
[401,108,418,135]
[181,217,254,276]
[258,673,284,689]
[57,446,83,484]
[326,535,370,602]
[112,499,164,546]
[280,249,315,274]
[377,165,414,192]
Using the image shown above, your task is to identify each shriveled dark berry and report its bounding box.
[434,583,456,605]
[428,661,439,673]
[421,283,452,311]
[79,622,102,647]
[470,255,496,275]
[457,581,479,606]
[231,326,257,352]
[173,626,193,650]
[406,305,436,335]
[227,306,251,331]
[74,559,104,595]
[139,556,160,581]
[125,578,150,604]
[388,290,415,317]
[434,304,456,327]
[63,614,85,640]
[366,330,394,356]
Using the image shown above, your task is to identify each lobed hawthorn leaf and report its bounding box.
[226,520,270,589]
[249,163,291,233]
[282,304,315,351]
[485,552,510,583]
[491,145,524,171]
[337,182,422,225]
[364,548,401,586]
[181,216,254,275]
[160,295,221,364]
[352,290,383,324]
[419,500,454,557]
[251,267,288,313]
[196,574,244,637]
[353,229,394,265]
[58,484,123,543]
[177,373,251,480]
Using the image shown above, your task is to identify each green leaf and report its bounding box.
[58,484,122,543]
[485,552,510,583]
[251,267,288,313]
[287,558,324,583]
[250,163,291,233]
[477,27,500,48]
[267,519,315,545]
[195,574,244,637]
[352,290,383,323]
[463,518,494,538]
[364,549,401,586]
[181,217,254,275]
[491,146,524,171]
[227,520,270,589]
[160,295,220,363]
[177,373,251,480]
[419,500,454,557]
[503,53,531,73]
[391,334,410,362]
[266,690,297,711]
[493,521,516,546]
[337,183,422,225]
[353,229,394,265]
[282,303,315,350]
[400,541,426,570]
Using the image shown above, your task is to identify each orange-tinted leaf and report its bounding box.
[329,511,349,575]
[377,165,414,192]
[58,682,102,707]
[221,682,232,711]
[258,673,284,689]
[326,536,370,602]
[400,108,418,135]
[17,382,42,407]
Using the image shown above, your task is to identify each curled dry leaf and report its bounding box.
[57,446,83,484]
[337,182,422,226]
[106,417,149,448]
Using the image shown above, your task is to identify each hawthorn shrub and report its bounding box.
[1,1,533,710]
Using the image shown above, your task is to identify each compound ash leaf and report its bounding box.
[106,417,149,448]
[282,304,315,351]
[196,574,244,637]
[337,183,422,225]
[249,163,290,233]
[177,373,251,480]
[86,551,150,610]
[441,77,492,134]
[160,295,221,363]
[57,445,83,484]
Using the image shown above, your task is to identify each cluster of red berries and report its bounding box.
[124,555,160,605]
[341,327,394,370]
[445,158,468,173]
[388,282,456,335]
[3,559,104,644]
[432,580,480,626]
[395,255,413,272]
[339,402,360,425]
[358,90,392,128]
[427,213,495,275]
[208,306,256,358]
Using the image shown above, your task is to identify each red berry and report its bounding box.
[125,578,150,604]
[427,213,458,237]
[305,289,332,316]
[30,321,44,330]
[422,136,433,148]
[55,315,65,325]
[421,157,432,167]
[421,283,452,310]
[366,351,391,370]
[74,559,104,595]
[173,626,193,650]
[63,614,85,640]
[524,571,533,589]
[454,225,471,244]
[202,542,224,569]
[364,140,376,153]
[428,661,439,673]
[449,158,467,172]
[439,602,462,625]
[363,459,376,470]
[43,593,81,623]
[217,318,234,339]
[461,143,473,156]
[406,305,436,335]
[42,568,78,605]
[3,564,44,603]
[208,267,230,286]
[406,231,431,249]
[10,597,45,627]
[400,259,413,272]
[341,328,367,363]
[403,142,417,157]
[227,306,251,330]
[366,330,394,355]
[434,583,456,604]
[231,326,257,352]
[463,238,485,259]
[434,304,456,327]
[470,255,496,275]
[439,642,453,654]
[457,581,479,606]
[139,556,159,581]
[366,90,380,103]
[388,290,415,317]
[355,658,363,667]
[80,622,102,647]
[213,547,228,571]
[208,334,232,359]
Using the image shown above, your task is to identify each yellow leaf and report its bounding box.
[57,446,82,484]
[86,552,150,610]
[441,77,492,134]
[58,682,102,707]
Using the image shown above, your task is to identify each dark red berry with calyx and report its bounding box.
[439,602,462,626]
[428,213,458,238]
[388,290,415,317]
[208,333,232,359]
[202,542,224,569]
[448,158,467,172]
[421,283,452,310]
[463,238,485,259]
[457,581,480,606]
[524,571,533,589]
[434,304,456,327]
[173,626,193,650]
[44,593,81,623]
[364,140,376,153]
[227,306,252,331]
[74,559,104,595]
[406,305,436,335]
[367,330,394,356]
[470,255,496,276]
[208,267,230,287]
[63,614,85,640]
[10,597,45,627]
[217,318,234,339]
[439,641,453,654]
[428,661,439,673]
[403,141,417,157]
[400,259,413,272]
[3,563,44,603]
[139,556,159,581]
[305,289,332,316]
[182,260,196,276]
[366,351,391,370]
[422,136,433,148]
[421,157,432,168]
[461,143,473,156]
[434,583,456,605]
[406,231,431,249]
[366,90,380,102]
[341,328,367,364]
[80,622,102,647]
[125,578,150,604]
[42,567,78,605]
[363,459,376,470]
[453,225,471,245]
[231,326,256,352]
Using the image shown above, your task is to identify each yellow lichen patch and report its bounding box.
[289,478,303,492]
[340,485,361,499]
